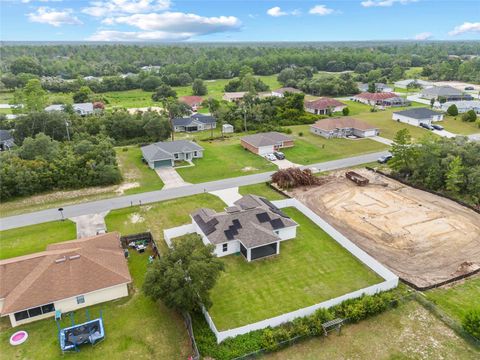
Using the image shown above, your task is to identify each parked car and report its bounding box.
[420,123,434,130]
[273,151,285,160]
[465,86,474,91]
[377,154,393,164]
[432,124,444,130]
[265,153,277,161]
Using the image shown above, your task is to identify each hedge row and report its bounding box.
[193,291,398,360]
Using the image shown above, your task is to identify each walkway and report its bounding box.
[70,211,108,238]
[155,167,190,189]
[209,187,242,206]
[371,136,393,146]
[0,151,389,231]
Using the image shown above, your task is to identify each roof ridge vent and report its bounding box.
[55,257,67,263]
[69,255,81,260]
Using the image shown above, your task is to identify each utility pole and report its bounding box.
[243,106,248,132]
[65,119,71,141]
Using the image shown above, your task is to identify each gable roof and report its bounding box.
[273,87,302,95]
[421,86,464,97]
[44,103,94,113]
[393,107,443,119]
[305,97,346,110]
[223,92,247,100]
[354,92,398,101]
[141,140,203,162]
[0,232,131,314]
[311,117,378,131]
[173,114,216,127]
[192,195,297,248]
[179,96,204,107]
[241,132,292,148]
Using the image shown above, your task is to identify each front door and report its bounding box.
[185,152,190,160]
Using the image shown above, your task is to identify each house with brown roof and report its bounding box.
[240,131,294,155]
[310,117,379,138]
[271,87,302,97]
[191,195,298,261]
[0,232,131,327]
[305,97,347,115]
[352,92,410,107]
[223,92,247,102]
[179,96,204,111]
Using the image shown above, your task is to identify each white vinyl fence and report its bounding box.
[203,198,399,343]
[163,223,196,247]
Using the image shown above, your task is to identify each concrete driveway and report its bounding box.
[274,159,300,169]
[155,167,190,189]
[433,129,457,138]
[209,187,242,206]
[70,211,108,238]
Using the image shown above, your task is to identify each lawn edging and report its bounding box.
[202,198,399,343]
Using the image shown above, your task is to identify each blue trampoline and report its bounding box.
[57,311,105,352]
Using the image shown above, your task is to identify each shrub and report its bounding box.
[342,107,350,116]
[463,308,480,339]
[298,131,304,136]
[446,104,459,116]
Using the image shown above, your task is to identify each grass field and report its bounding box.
[0,220,76,259]
[441,115,480,135]
[425,276,480,323]
[208,207,383,330]
[177,138,277,183]
[238,183,287,200]
[264,300,479,360]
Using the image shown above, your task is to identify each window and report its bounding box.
[28,307,42,318]
[174,153,179,159]
[14,311,29,321]
[14,302,55,322]
[274,230,279,235]
[194,151,197,156]
[42,304,55,314]
[222,243,228,252]
[76,295,85,304]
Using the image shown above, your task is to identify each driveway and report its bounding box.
[155,167,190,189]
[70,211,108,238]
[371,136,393,146]
[274,159,300,169]
[209,187,242,206]
[433,129,457,138]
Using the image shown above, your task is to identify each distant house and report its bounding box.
[352,92,410,107]
[191,195,298,262]
[358,83,393,93]
[305,97,347,115]
[271,87,302,97]
[223,92,247,102]
[45,103,94,116]
[141,140,204,168]
[0,130,15,151]
[222,123,234,133]
[172,113,216,133]
[241,131,294,156]
[392,108,444,126]
[83,76,100,82]
[440,100,480,114]
[141,65,161,72]
[421,86,473,101]
[0,232,131,327]
[310,117,379,138]
[394,79,433,89]
[179,96,204,111]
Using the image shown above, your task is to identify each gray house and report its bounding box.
[45,103,94,116]
[172,114,216,133]
[421,86,473,101]
[392,108,444,126]
[141,140,204,168]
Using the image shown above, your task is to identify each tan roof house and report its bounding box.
[0,232,131,327]
[310,117,379,138]
[223,92,247,102]
[241,132,294,155]
[305,97,347,115]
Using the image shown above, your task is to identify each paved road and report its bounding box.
[0,151,388,231]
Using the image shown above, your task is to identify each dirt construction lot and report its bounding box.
[289,169,480,289]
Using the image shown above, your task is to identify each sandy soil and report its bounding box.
[289,169,480,288]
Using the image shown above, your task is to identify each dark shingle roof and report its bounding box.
[241,132,292,148]
[393,108,443,119]
[422,86,463,97]
[173,114,216,126]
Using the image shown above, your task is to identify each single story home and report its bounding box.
[172,113,216,132]
[0,129,15,151]
[241,131,294,156]
[392,108,444,126]
[310,117,379,138]
[191,195,298,262]
[45,102,94,116]
[358,83,393,93]
[223,92,247,102]
[394,79,433,89]
[222,123,234,133]
[352,92,410,107]
[141,140,204,168]
[0,232,131,327]
[305,97,347,115]
[440,100,480,114]
[271,87,302,97]
[179,96,204,111]
[421,86,473,101]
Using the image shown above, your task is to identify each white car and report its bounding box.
[265,153,277,161]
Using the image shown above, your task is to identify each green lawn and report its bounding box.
[0,220,76,259]
[283,125,388,165]
[208,207,383,330]
[177,138,277,183]
[115,146,164,194]
[103,89,155,109]
[425,276,480,323]
[441,115,480,135]
[238,183,287,200]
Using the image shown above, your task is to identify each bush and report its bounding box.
[446,104,459,116]
[298,131,304,137]
[463,308,480,339]
[342,107,350,116]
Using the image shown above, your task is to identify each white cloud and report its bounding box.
[309,5,334,16]
[267,6,287,17]
[413,32,432,40]
[87,30,193,41]
[361,0,417,7]
[82,0,171,17]
[448,22,480,36]
[27,7,82,27]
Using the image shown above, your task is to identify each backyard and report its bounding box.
[208,207,383,331]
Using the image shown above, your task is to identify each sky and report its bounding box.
[0,0,479,42]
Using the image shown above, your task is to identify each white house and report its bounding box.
[191,195,298,262]
[141,140,204,168]
[310,117,379,138]
[240,132,294,156]
[0,232,131,327]
[440,101,480,114]
[392,108,444,126]
[45,103,94,116]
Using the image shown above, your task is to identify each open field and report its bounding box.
[208,207,383,330]
[441,115,480,135]
[0,220,76,259]
[264,300,479,360]
[426,275,480,323]
[288,169,480,288]
[238,183,287,200]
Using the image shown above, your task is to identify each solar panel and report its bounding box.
[256,212,271,223]
[232,219,242,229]
[270,218,285,230]
[224,229,235,240]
